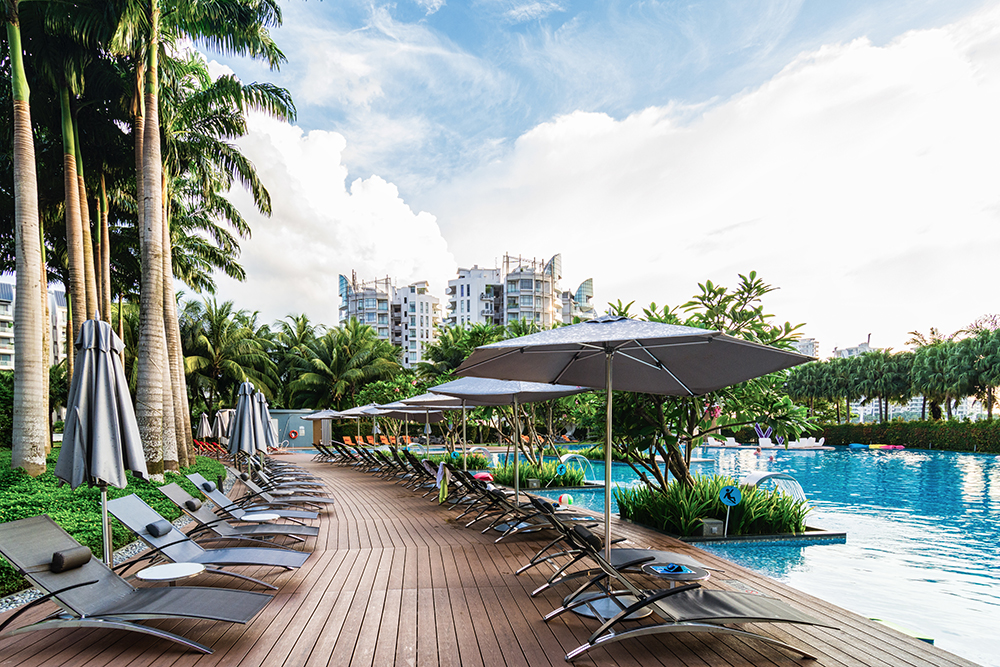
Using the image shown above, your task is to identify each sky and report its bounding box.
[199,0,1000,356]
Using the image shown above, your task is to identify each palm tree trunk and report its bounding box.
[60,86,86,344]
[73,117,99,320]
[99,172,112,322]
[160,173,185,469]
[7,15,48,476]
[39,228,51,454]
[66,293,73,378]
[161,177,193,466]
[136,2,166,480]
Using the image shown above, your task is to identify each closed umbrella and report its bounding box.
[254,392,278,453]
[227,382,258,469]
[55,318,147,565]
[211,409,232,446]
[456,314,812,558]
[196,413,212,439]
[429,377,587,502]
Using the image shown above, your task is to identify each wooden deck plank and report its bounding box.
[0,453,982,667]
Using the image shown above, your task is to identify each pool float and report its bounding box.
[850,443,905,450]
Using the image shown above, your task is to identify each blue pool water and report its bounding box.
[535,447,1000,667]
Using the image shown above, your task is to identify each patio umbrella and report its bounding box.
[211,409,233,446]
[55,318,147,565]
[227,382,258,469]
[196,413,212,439]
[429,377,587,502]
[399,394,473,471]
[455,314,812,557]
[254,391,278,453]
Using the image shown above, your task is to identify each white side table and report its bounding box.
[135,562,206,586]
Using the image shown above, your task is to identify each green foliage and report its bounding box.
[425,453,492,470]
[575,443,640,463]
[615,475,810,537]
[491,459,586,488]
[0,371,12,448]
[819,420,1000,453]
[0,448,225,598]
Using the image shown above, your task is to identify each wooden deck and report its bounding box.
[0,454,980,667]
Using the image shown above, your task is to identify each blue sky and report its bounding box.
[205,0,1000,355]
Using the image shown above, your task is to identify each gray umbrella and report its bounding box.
[253,392,278,453]
[429,377,587,499]
[455,315,812,557]
[196,413,212,439]
[55,318,147,565]
[227,382,258,468]
[211,409,232,445]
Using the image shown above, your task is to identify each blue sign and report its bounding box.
[720,486,742,506]
[451,451,460,459]
[556,464,567,476]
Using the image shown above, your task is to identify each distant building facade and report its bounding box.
[831,341,872,358]
[0,282,69,371]
[338,273,440,369]
[445,254,595,328]
[793,337,819,358]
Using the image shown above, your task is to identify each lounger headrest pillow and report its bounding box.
[200,481,216,493]
[184,499,202,512]
[240,472,250,481]
[572,525,603,552]
[50,546,92,573]
[146,520,173,538]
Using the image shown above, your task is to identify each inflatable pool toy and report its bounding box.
[558,493,573,506]
[473,472,494,482]
[849,443,905,450]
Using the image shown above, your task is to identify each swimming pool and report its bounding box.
[536,447,1000,667]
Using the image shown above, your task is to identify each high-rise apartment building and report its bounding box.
[0,284,13,371]
[446,266,503,327]
[338,273,440,368]
[445,254,595,328]
[793,337,819,358]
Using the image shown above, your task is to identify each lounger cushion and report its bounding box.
[240,473,250,481]
[146,520,173,537]
[573,524,603,551]
[200,481,216,492]
[184,499,203,512]
[50,546,91,572]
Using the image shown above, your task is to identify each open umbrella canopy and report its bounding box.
[338,403,381,418]
[303,409,345,421]
[429,377,587,405]
[196,413,212,439]
[455,315,812,395]
[56,319,147,489]
[399,393,466,408]
[227,382,258,458]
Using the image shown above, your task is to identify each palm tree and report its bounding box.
[288,320,401,410]
[415,325,469,381]
[4,0,48,475]
[184,298,277,413]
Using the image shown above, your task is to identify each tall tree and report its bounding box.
[4,1,48,475]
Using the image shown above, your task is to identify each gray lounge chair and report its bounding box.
[187,473,318,521]
[159,483,319,543]
[238,477,336,509]
[107,494,310,590]
[0,515,272,654]
[544,524,835,660]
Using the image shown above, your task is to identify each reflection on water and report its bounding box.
[535,447,1000,667]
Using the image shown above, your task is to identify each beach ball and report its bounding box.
[558,494,573,506]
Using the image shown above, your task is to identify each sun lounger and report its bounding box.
[158,483,318,543]
[107,494,310,590]
[186,473,318,522]
[544,524,835,660]
[0,515,272,653]
[238,477,336,509]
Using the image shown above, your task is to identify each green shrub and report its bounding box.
[819,420,1000,453]
[491,459,586,488]
[615,475,810,537]
[0,448,225,598]
[425,453,492,470]
[0,371,12,448]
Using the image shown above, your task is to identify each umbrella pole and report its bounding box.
[604,351,614,560]
[462,399,468,472]
[101,483,112,566]
[513,398,520,505]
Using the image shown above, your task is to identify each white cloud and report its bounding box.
[427,5,1000,353]
[413,0,446,16]
[214,115,456,325]
[504,2,565,24]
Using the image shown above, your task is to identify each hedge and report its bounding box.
[0,448,226,598]
[818,420,1000,453]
